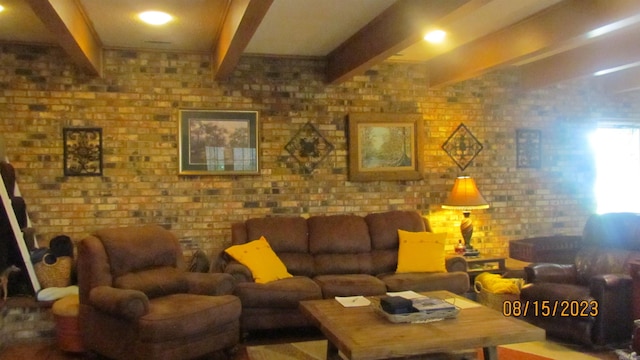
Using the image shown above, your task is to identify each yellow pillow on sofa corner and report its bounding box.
[224,236,293,284]
[396,230,447,273]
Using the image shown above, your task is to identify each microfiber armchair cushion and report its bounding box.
[521,213,640,346]
[78,224,241,360]
[222,210,469,332]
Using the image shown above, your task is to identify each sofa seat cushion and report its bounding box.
[138,293,240,343]
[379,272,470,294]
[233,276,322,308]
[313,274,387,298]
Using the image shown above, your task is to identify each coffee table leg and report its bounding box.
[326,340,342,360]
[483,346,498,360]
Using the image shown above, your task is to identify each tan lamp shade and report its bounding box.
[442,176,489,210]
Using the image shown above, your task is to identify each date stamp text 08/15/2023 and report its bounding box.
[502,300,598,317]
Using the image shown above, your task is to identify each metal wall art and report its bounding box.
[285,122,334,173]
[516,128,541,168]
[63,127,103,176]
[442,123,483,171]
[179,110,259,175]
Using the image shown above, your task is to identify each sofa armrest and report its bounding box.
[224,261,254,283]
[524,263,577,284]
[445,255,467,272]
[590,274,632,292]
[89,286,149,320]
[184,272,235,295]
[589,274,633,345]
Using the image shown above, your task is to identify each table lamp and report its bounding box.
[442,175,489,255]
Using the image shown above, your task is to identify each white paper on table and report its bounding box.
[335,296,371,307]
[385,290,425,299]
[443,297,481,309]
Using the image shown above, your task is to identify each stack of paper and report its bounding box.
[335,296,371,307]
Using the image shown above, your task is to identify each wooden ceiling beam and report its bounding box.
[595,63,640,94]
[213,0,273,80]
[326,0,473,85]
[519,27,640,90]
[25,0,102,76]
[426,0,640,88]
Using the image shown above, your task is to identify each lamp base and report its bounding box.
[463,249,480,257]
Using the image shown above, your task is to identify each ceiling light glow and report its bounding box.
[138,11,172,26]
[0,5,5,12]
[424,30,446,44]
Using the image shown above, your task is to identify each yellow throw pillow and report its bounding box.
[224,236,293,284]
[396,230,447,273]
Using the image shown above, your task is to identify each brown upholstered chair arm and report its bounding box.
[184,272,235,295]
[445,255,467,272]
[589,274,633,345]
[590,274,632,292]
[89,286,149,320]
[223,261,253,283]
[524,263,577,284]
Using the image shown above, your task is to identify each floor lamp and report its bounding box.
[442,176,489,255]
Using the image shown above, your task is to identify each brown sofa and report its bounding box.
[219,210,469,332]
[78,224,242,360]
[521,213,640,346]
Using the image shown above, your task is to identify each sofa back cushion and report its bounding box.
[94,224,182,278]
[115,266,188,298]
[308,215,373,275]
[582,213,640,250]
[365,211,428,274]
[242,217,314,276]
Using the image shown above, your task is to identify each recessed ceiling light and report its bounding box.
[138,11,173,26]
[424,30,446,44]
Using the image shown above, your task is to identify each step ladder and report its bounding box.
[0,159,41,294]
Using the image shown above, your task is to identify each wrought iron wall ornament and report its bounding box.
[442,123,483,171]
[285,122,334,173]
[63,127,103,176]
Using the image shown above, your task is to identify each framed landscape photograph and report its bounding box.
[179,110,259,175]
[348,113,424,181]
[63,127,103,176]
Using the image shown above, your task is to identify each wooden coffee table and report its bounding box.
[299,290,544,360]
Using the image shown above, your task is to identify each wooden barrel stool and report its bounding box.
[51,294,84,353]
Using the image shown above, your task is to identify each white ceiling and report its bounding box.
[2,0,640,92]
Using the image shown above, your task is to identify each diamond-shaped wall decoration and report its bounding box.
[285,122,334,173]
[442,123,483,171]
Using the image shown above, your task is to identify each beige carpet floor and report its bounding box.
[246,339,621,360]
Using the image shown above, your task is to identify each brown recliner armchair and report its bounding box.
[521,213,640,346]
[77,224,241,360]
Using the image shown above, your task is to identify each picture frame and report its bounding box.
[516,128,541,168]
[179,110,259,175]
[63,127,103,176]
[348,113,424,181]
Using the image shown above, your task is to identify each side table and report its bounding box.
[465,256,506,283]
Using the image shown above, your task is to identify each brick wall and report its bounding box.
[0,44,636,259]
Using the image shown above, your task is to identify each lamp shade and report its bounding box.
[442,176,489,210]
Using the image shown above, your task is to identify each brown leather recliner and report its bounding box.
[77,224,241,360]
[521,213,640,346]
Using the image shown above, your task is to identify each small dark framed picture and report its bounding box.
[516,129,541,168]
[178,109,260,175]
[63,127,103,176]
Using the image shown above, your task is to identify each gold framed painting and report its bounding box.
[179,109,259,175]
[348,113,424,181]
